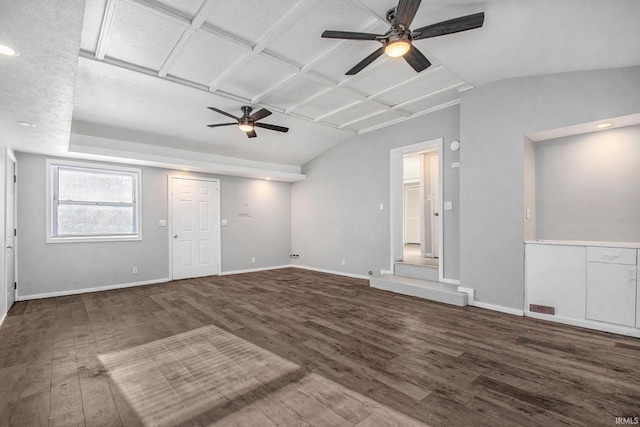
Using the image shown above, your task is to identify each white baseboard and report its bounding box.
[17,278,171,301]
[219,265,292,276]
[291,264,370,280]
[442,278,461,285]
[380,269,393,275]
[470,300,524,316]
[0,312,6,328]
[456,286,524,316]
[526,311,640,338]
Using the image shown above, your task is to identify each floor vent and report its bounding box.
[529,304,555,315]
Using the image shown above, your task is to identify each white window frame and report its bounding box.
[46,159,142,243]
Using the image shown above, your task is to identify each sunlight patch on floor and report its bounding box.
[100,325,428,426]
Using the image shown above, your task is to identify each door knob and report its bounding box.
[434,212,439,216]
[174,235,178,238]
[6,244,14,249]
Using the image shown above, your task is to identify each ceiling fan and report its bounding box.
[321,0,484,75]
[206,106,289,138]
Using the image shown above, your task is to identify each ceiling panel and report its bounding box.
[267,0,374,66]
[309,40,388,84]
[168,30,248,86]
[400,89,462,115]
[293,89,363,119]
[218,55,295,101]
[204,0,301,46]
[154,0,204,19]
[262,76,331,111]
[80,0,107,52]
[375,67,464,106]
[346,110,406,133]
[321,102,387,127]
[105,1,186,71]
[345,57,422,97]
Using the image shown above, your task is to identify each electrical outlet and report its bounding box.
[341,259,346,265]
[132,267,138,274]
[251,257,256,264]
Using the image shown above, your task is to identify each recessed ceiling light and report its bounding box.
[597,123,612,129]
[17,121,35,127]
[0,44,18,56]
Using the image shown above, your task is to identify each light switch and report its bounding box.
[221,219,228,226]
[379,203,384,210]
[451,162,460,168]
[444,201,453,210]
[159,220,167,227]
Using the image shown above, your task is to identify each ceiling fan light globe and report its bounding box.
[384,39,411,57]
[238,123,254,132]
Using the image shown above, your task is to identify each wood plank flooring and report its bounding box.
[1,268,639,426]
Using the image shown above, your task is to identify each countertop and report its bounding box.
[525,240,640,249]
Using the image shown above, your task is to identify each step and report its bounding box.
[369,274,468,307]
[394,262,439,281]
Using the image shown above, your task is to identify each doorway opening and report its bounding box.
[402,150,439,267]
[390,138,443,280]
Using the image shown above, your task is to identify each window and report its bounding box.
[47,160,141,242]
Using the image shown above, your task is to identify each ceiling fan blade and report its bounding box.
[322,30,381,41]
[404,45,431,72]
[412,12,485,40]
[394,0,421,28]
[206,123,237,128]
[207,106,239,120]
[246,129,257,138]
[249,108,272,122]
[255,122,289,133]
[345,46,385,75]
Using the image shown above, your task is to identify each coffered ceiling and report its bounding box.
[2,0,640,179]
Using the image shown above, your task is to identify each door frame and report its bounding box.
[167,175,221,280]
[390,138,443,281]
[430,154,439,258]
[4,149,17,312]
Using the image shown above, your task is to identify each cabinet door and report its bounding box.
[586,262,636,327]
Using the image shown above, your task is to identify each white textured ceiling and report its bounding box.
[2,0,640,177]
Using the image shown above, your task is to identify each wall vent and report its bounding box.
[529,304,555,315]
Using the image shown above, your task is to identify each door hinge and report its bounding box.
[14,175,16,183]
[14,229,17,237]
[14,282,17,290]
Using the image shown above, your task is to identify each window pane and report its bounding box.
[58,168,134,203]
[57,204,136,236]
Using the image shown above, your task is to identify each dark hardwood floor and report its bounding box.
[1,268,639,426]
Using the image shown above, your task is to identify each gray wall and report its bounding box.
[16,152,291,298]
[535,125,640,241]
[0,138,7,318]
[291,106,461,279]
[460,66,640,309]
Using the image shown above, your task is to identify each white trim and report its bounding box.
[470,300,524,316]
[17,278,171,301]
[442,278,461,285]
[291,264,370,280]
[168,175,221,280]
[5,148,17,315]
[45,158,142,243]
[380,269,393,275]
[0,313,6,328]
[219,265,292,276]
[390,139,445,282]
[526,311,640,338]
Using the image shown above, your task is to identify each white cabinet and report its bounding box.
[525,242,639,335]
[525,244,586,319]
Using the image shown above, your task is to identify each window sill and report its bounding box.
[47,235,142,244]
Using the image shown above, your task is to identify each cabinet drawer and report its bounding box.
[587,247,636,265]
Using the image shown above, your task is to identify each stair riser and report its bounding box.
[370,278,467,307]
[394,263,439,281]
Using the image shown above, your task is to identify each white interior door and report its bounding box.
[5,153,16,311]
[404,185,421,244]
[171,177,220,280]
[430,155,439,258]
